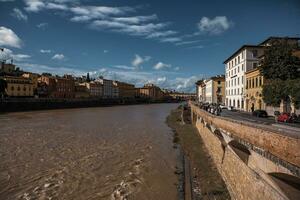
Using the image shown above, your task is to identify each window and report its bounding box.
[253,63,258,69]
[256,77,258,87]
[11,86,14,91]
[237,77,239,85]
[252,50,258,58]
[242,64,244,71]
[234,78,236,86]
[23,87,26,91]
[242,88,243,94]
[218,80,221,84]
[235,58,237,65]
[241,51,244,59]
[234,68,236,74]
[238,88,239,95]
[238,56,240,63]
[17,86,20,91]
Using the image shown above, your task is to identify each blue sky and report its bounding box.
[0,0,300,92]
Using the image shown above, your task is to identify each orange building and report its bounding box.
[136,83,165,100]
[114,81,135,98]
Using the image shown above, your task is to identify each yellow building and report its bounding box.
[245,68,266,112]
[22,72,39,91]
[3,76,34,97]
[114,81,135,98]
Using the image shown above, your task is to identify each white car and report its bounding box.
[220,105,227,109]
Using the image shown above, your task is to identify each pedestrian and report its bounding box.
[251,105,254,113]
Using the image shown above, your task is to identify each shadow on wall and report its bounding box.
[228,140,251,164]
[269,173,300,200]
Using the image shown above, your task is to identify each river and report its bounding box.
[0,104,180,200]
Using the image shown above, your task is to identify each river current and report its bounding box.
[0,104,180,200]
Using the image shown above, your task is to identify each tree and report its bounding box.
[0,78,7,98]
[259,38,300,109]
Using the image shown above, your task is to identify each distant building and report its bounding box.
[245,68,265,112]
[114,81,135,98]
[205,75,225,104]
[22,72,39,93]
[0,63,15,73]
[80,82,103,97]
[38,75,75,98]
[96,78,114,98]
[38,75,56,97]
[75,84,90,98]
[136,83,164,100]
[53,76,75,98]
[3,76,34,97]
[195,80,206,102]
[112,81,119,98]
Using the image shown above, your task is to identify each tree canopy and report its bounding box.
[259,38,300,108]
[0,78,7,97]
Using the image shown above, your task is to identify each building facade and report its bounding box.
[245,68,266,112]
[81,82,103,97]
[22,72,39,93]
[205,75,225,104]
[115,81,135,98]
[4,76,34,97]
[224,45,264,110]
[0,63,15,74]
[96,78,114,98]
[136,83,164,100]
[75,84,90,98]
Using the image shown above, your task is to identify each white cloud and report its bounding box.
[131,54,151,69]
[0,26,22,48]
[0,48,30,62]
[40,49,51,53]
[159,37,182,43]
[36,22,48,29]
[11,8,28,21]
[153,62,171,70]
[174,67,180,71]
[24,0,45,12]
[113,14,158,24]
[52,54,65,60]
[112,65,135,70]
[16,62,86,76]
[146,30,177,39]
[197,16,232,35]
[175,40,202,46]
[103,50,109,53]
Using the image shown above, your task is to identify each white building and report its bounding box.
[224,45,264,110]
[96,78,114,98]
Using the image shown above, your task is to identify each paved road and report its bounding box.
[219,109,300,137]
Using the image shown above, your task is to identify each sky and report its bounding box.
[0,0,300,92]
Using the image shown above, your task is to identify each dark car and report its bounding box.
[252,110,268,118]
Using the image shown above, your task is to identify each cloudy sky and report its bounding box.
[0,0,300,92]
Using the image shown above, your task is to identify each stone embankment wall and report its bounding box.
[190,102,300,200]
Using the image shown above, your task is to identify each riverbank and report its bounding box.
[0,97,182,113]
[166,105,230,200]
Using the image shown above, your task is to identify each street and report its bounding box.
[220,109,300,137]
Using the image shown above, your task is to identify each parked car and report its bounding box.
[252,110,268,118]
[277,113,293,123]
[227,106,237,111]
[220,104,227,109]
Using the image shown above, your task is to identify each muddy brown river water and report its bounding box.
[0,104,180,200]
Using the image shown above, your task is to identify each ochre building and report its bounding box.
[4,76,34,97]
[245,68,266,112]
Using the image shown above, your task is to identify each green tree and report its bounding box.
[0,78,7,98]
[259,38,300,109]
